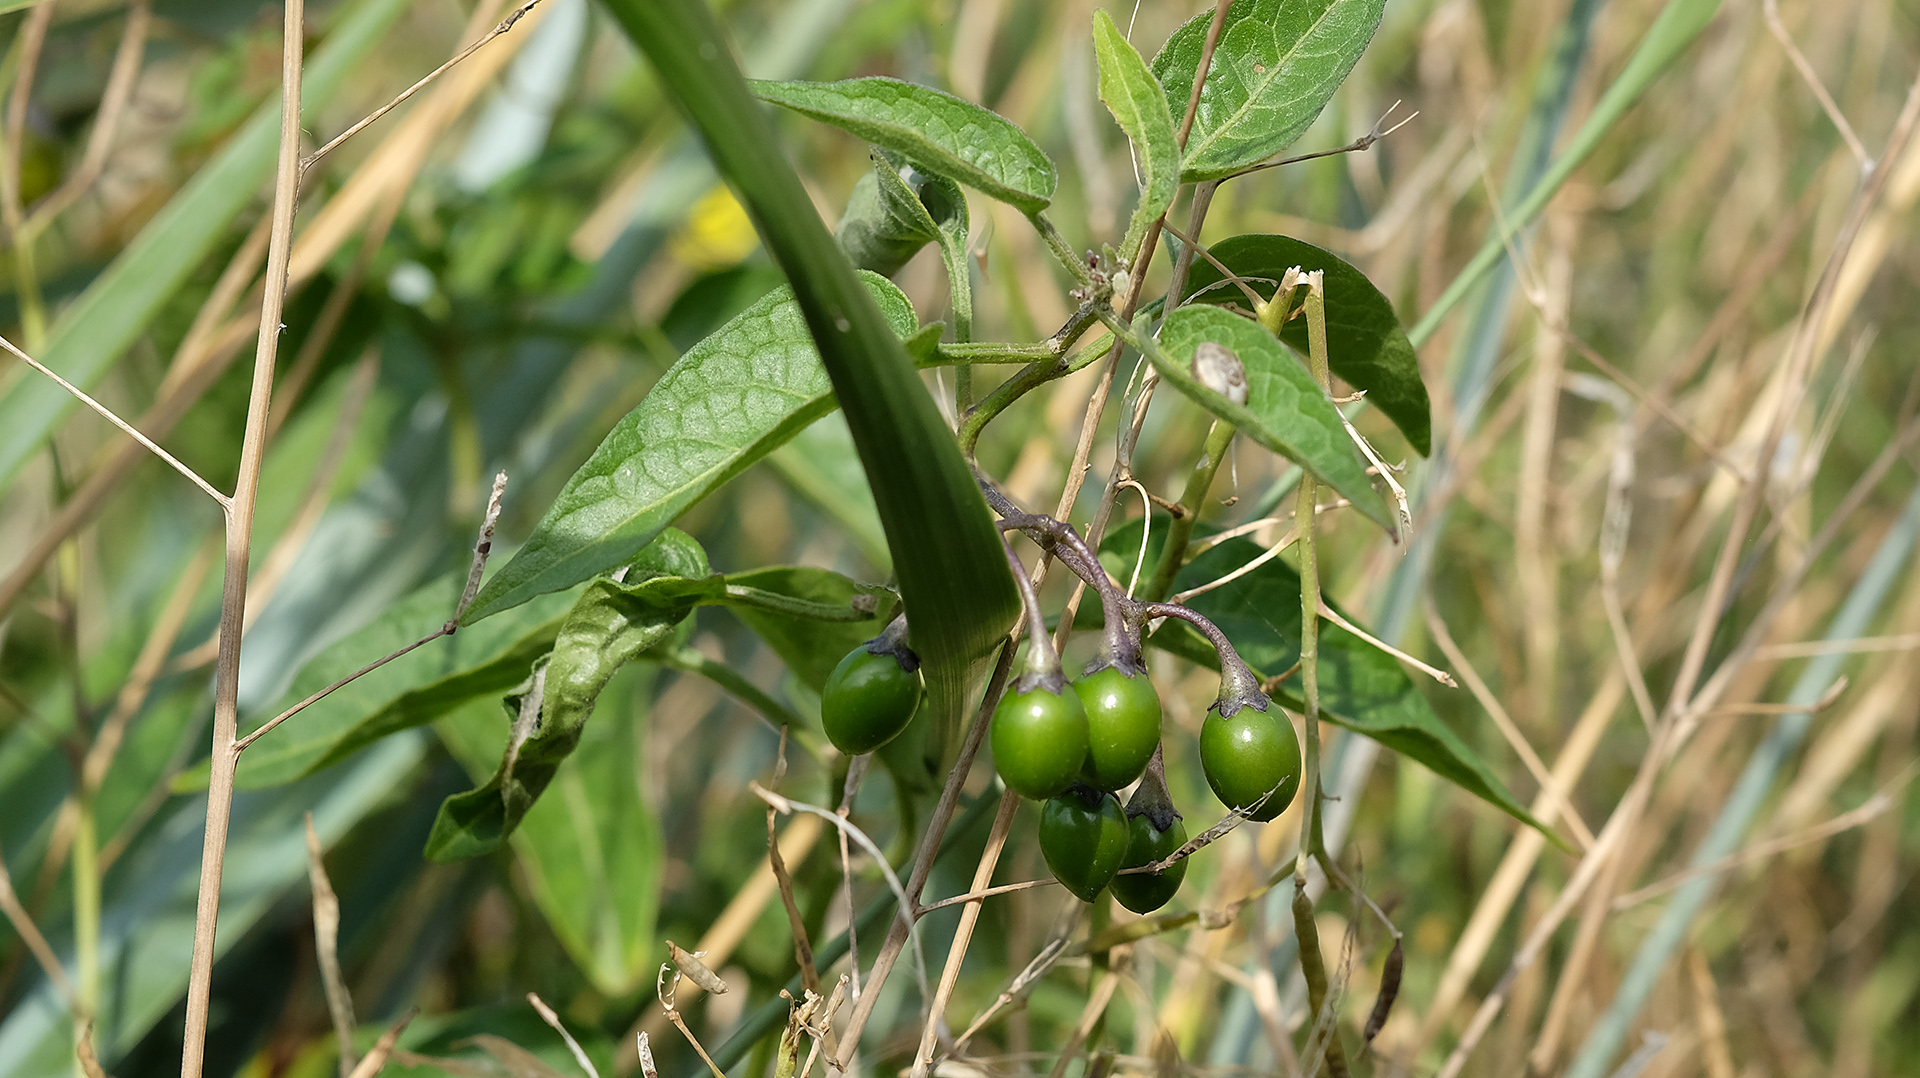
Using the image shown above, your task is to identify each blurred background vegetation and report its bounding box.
[1,0,1918,1076]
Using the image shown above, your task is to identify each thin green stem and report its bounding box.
[71,797,99,1074]
[659,646,808,733]
[1142,419,1235,601]
[1028,210,1096,289]
[1292,270,1346,1076]
[12,235,45,352]
[948,242,974,412]
[958,359,1058,457]
[950,306,1114,450]
[1293,469,1322,881]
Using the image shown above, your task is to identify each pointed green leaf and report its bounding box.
[1181,234,1431,454]
[1150,0,1386,181]
[0,0,411,486]
[461,273,916,624]
[1092,9,1179,264]
[1097,519,1554,839]
[1149,305,1391,530]
[609,0,1022,763]
[752,77,1057,212]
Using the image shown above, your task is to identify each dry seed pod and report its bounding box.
[667,941,728,995]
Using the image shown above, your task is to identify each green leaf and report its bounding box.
[232,571,579,790]
[725,566,897,691]
[437,681,662,996]
[0,0,411,486]
[1092,9,1179,264]
[462,273,917,624]
[427,570,719,861]
[608,0,1023,763]
[1150,0,1386,182]
[1097,519,1552,838]
[1181,234,1431,455]
[1149,305,1391,530]
[752,76,1057,212]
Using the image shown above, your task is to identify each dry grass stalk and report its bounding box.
[305,814,359,1078]
[1423,595,1592,846]
[826,643,1013,1073]
[529,993,602,1078]
[910,789,1020,1078]
[181,4,307,1071]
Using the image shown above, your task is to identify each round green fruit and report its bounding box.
[821,646,922,754]
[1071,666,1162,791]
[1199,708,1301,822]
[1038,789,1130,901]
[989,684,1089,800]
[1109,813,1187,914]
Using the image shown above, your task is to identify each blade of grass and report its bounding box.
[596,0,1020,759]
[1407,0,1722,348]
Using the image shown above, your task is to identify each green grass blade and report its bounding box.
[1409,0,1722,347]
[0,0,410,486]
[599,0,1022,759]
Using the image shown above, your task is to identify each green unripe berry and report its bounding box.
[1071,666,1162,791]
[1038,788,1129,901]
[821,645,922,754]
[989,684,1089,800]
[1199,707,1300,822]
[1109,812,1187,914]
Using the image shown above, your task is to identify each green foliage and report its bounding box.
[233,573,580,790]
[437,683,662,996]
[1090,10,1178,265]
[837,150,968,278]
[0,0,410,486]
[1151,0,1387,181]
[1150,304,1391,529]
[431,531,887,858]
[427,563,717,861]
[461,273,916,624]
[753,76,1058,212]
[611,0,1022,766]
[1181,233,1432,454]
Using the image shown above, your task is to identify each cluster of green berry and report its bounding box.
[817,507,1302,914]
